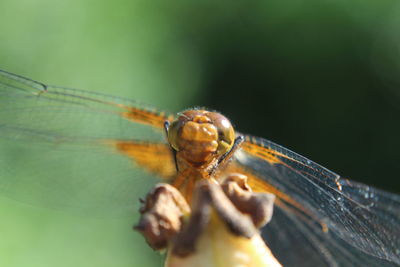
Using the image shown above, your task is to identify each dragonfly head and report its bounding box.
[167,109,235,166]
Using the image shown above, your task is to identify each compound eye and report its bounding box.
[217,119,235,155]
[207,113,235,155]
[167,120,184,151]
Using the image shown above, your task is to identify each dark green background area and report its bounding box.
[0,1,399,267]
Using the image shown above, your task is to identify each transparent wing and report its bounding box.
[263,204,398,267]
[0,70,174,216]
[0,69,171,143]
[235,135,400,266]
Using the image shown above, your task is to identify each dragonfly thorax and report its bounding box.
[167,110,235,167]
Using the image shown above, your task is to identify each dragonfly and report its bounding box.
[0,69,399,267]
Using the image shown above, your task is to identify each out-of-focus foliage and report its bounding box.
[0,0,399,267]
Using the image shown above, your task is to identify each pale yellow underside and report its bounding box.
[165,211,281,267]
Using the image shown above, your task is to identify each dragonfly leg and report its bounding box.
[164,120,179,172]
[209,135,244,177]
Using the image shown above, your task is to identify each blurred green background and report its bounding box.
[0,0,399,266]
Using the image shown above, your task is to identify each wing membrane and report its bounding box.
[0,70,174,215]
[263,202,398,267]
[0,69,172,144]
[235,135,400,266]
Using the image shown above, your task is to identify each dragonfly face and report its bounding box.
[167,109,235,167]
[0,69,399,267]
[165,109,240,200]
